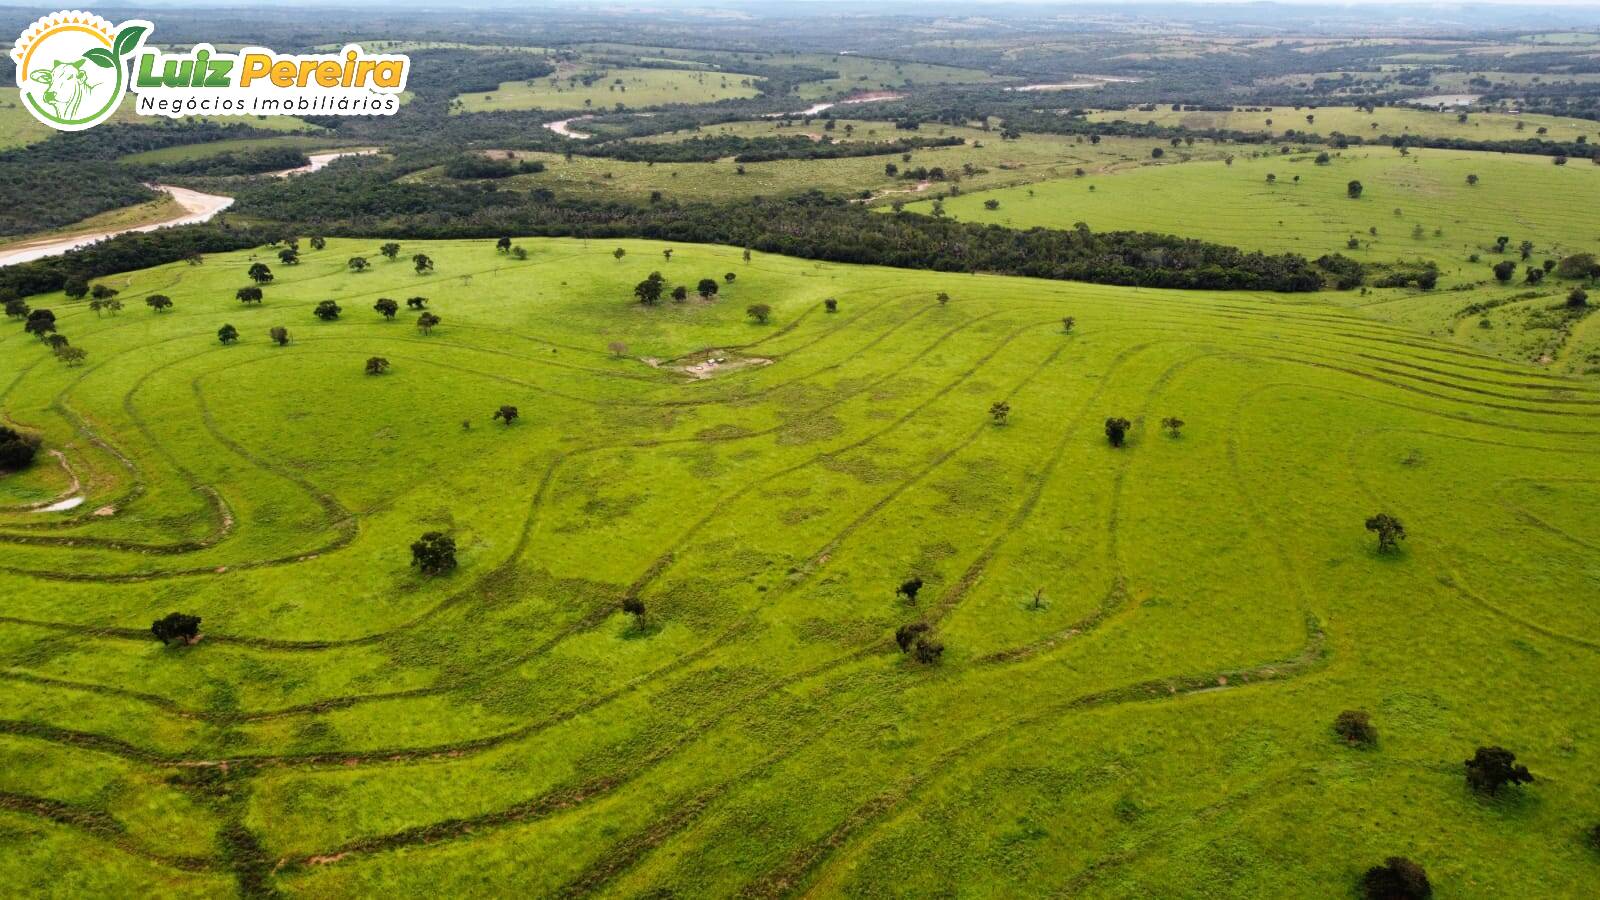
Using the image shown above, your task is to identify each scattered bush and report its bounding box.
[1334,710,1378,747]
[1365,513,1406,553]
[1361,857,1431,900]
[0,425,41,472]
[1465,746,1534,795]
[410,532,457,575]
[150,612,202,646]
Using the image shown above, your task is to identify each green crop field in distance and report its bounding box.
[1086,104,1600,144]
[573,44,1005,101]
[453,67,762,114]
[0,237,1596,896]
[900,147,1600,372]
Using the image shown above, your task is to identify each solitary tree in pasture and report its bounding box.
[725,272,736,284]
[279,248,299,265]
[1347,180,1363,199]
[1161,416,1185,437]
[1466,174,1479,185]
[1465,746,1533,795]
[897,576,924,603]
[381,242,401,260]
[671,285,688,303]
[824,298,838,313]
[496,237,512,253]
[989,400,1010,425]
[313,300,342,321]
[1266,173,1276,184]
[937,292,950,306]
[3,299,27,319]
[44,334,69,354]
[0,425,40,472]
[413,253,434,274]
[90,284,117,301]
[622,597,647,628]
[1062,316,1075,333]
[348,256,369,273]
[895,621,929,652]
[1364,513,1406,553]
[217,324,239,345]
[697,278,719,298]
[1334,710,1378,747]
[150,612,202,646]
[145,294,173,313]
[406,296,428,310]
[511,246,527,260]
[1105,417,1132,448]
[237,286,263,304]
[374,297,399,319]
[613,248,626,261]
[410,532,457,575]
[984,198,1000,211]
[493,405,519,426]
[417,312,441,334]
[608,341,628,357]
[1361,857,1431,900]
[746,303,772,324]
[309,236,326,250]
[662,248,673,262]
[56,346,87,367]
[366,357,390,376]
[269,326,290,346]
[1492,260,1516,282]
[248,262,273,285]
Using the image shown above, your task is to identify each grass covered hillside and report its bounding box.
[902,148,1600,372]
[1086,105,1600,144]
[0,238,1596,897]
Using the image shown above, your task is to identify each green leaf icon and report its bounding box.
[112,25,146,59]
[81,47,116,68]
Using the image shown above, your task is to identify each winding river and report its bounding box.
[0,185,235,268]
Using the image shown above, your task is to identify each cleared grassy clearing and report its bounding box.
[418,130,1189,203]
[118,135,347,166]
[577,44,1006,100]
[454,68,761,114]
[1086,104,1600,143]
[0,237,1595,896]
[901,148,1600,371]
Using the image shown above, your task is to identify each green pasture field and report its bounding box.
[453,68,762,114]
[118,135,349,166]
[1085,104,1600,143]
[419,128,1189,204]
[575,44,1006,100]
[0,237,1596,896]
[900,147,1600,372]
